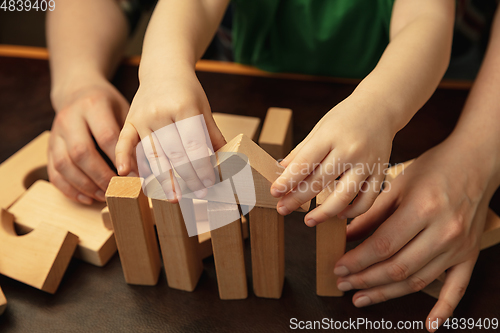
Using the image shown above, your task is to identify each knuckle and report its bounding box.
[407,275,427,292]
[373,289,388,303]
[372,236,393,258]
[337,190,354,205]
[69,143,92,163]
[96,129,118,147]
[168,151,188,164]
[415,191,447,219]
[353,275,370,289]
[443,215,466,243]
[53,156,68,172]
[387,262,410,282]
[285,193,306,210]
[454,286,467,299]
[183,139,204,152]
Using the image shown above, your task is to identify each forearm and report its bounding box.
[352,0,454,134]
[47,0,129,110]
[138,0,229,81]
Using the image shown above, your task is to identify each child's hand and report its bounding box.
[271,94,394,225]
[115,69,225,202]
[48,79,129,204]
[334,138,498,332]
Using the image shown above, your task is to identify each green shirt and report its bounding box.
[232,0,395,78]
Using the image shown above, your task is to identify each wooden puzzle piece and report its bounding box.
[0,286,6,315]
[0,209,78,294]
[208,202,247,299]
[249,206,285,299]
[385,160,500,299]
[0,131,49,209]
[315,187,347,297]
[151,198,203,292]
[9,180,115,267]
[213,112,261,141]
[105,177,161,285]
[258,108,293,160]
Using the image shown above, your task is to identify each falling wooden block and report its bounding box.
[9,180,116,267]
[0,131,49,209]
[258,107,293,160]
[208,202,247,299]
[151,198,203,292]
[105,177,161,285]
[316,187,347,297]
[249,206,285,299]
[0,209,78,294]
[385,160,500,299]
[0,286,6,315]
[213,112,261,141]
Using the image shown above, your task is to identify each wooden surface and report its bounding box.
[0,209,78,294]
[208,202,248,299]
[1,48,500,332]
[105,177,161,285]
[9,180,115,267]
[258,107,293,160]
[152,199,203,292]
[249,207,285,299]
[0,131,49,209]
[212,112,261,142]
[0,286,5,315]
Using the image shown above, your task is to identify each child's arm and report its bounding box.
[115,0,230,201]
[271,0,455,225]
[47,0,130,204]
[335,7,500,332]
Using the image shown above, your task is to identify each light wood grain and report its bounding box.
[213,112,261,142]
[9,180,115,266]
[0,286,6,315]
[152,199,203,292]
[249,206,285,299]
[0,131,49,209]
[0,209,78,294]
[106,177,161,285]
[258,108,293,160]
[208,202,248,299]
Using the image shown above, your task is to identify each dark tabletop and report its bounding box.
[0,55,499,333]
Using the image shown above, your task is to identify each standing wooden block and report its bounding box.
[208,202,247,299]
[0,131,49,209]
[258,108,293,160]
[0,209,78,294]
[249,206,285,299]
[105,177,161,285]
[316,187,347,297]
[152,198,203,292]
[9,180,115,266]
[213,112,261,141]
[0,286,6,315]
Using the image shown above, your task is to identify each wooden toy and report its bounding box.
[0,131,49,209]
[9,180,115,267]
[0,286,6,315]
[213,112,261,141]
[151,198,203,292]
[0,209,78,294]
[258,108,293,160]
[208,202,247,299]
[105,177,161,285]
[249,206,285,299]
[316,186,347,297]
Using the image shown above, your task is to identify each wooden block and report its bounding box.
[152,198,203,292]
[208,202,247,299]
[0,209,78,294]
[249,206,285,299]
[0,286,6,315]
[258,107,293,160]
[315,186,347,297]
[213,112,261,141]
[9,180,116,267]
[0,131,49,209]
[105,177,161,285]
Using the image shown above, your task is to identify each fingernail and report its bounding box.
[354,296,372,307]
[277,205,291,215]
[334,266,350,277]
[306,218,317,227]
[128,171,138,177]
[77,194,93,205]
[117,164,124,175]
[270,186,282,197]
[337,281,353,292]
[203,179,214,188]
[95,190,105,201]
[194,188,208,199]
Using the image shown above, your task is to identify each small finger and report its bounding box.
[48,157,93,205]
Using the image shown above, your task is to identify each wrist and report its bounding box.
[138,56,195,84]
